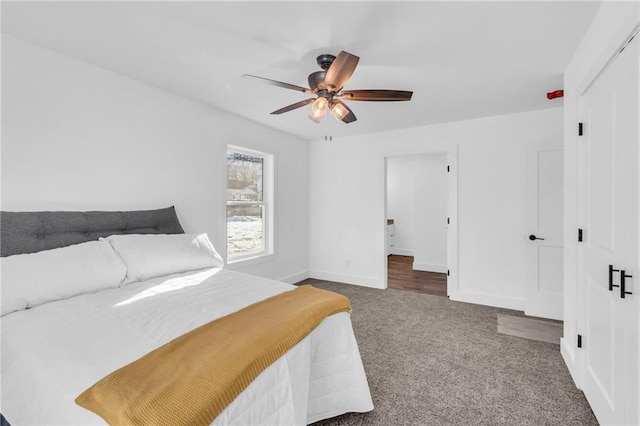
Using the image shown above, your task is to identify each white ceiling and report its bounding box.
[2,1,600,141]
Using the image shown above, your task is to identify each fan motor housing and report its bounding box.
[308,71,327,91]
[309,54,339,91]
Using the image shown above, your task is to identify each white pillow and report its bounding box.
[102,233,223,283]
[1,240,127,316]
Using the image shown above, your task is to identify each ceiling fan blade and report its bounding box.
[242,74,314,95]
[340,90,413,102]
[271,98,316,115]
[330,99,357,124]
[324,51,360,92]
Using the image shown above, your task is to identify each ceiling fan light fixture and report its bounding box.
[309,97,329,123]
[244,50,413,126]
[330,100,349,121]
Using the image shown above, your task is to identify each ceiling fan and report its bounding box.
[242,51,413,124]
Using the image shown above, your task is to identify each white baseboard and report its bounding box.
[448,289,524,311]
[390,248,414,256]
[308,270,383,289]
[278,270,310,285]
[412,262,447,273]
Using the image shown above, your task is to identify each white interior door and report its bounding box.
[525,138,563,320]
[579,33,639,426]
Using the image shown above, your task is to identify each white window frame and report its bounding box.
[226,145,274,265]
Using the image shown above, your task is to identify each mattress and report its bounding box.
[0,268,373,425]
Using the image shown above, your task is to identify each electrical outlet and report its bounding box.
[345,259,351,267]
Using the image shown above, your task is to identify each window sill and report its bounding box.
[226,252,276,269]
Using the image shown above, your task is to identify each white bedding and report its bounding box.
[0,268,373,425]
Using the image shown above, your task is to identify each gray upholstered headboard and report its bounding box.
[0,206,184,257]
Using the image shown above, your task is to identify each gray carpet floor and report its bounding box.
[304,279,598,426]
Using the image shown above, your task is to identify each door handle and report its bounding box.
[528,234,545,241]
[620,270,633,299]
[609,265,620,291]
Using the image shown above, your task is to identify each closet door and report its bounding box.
[580,33,638,425]
[619,35,639,425]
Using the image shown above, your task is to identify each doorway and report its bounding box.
[384,149,457,296]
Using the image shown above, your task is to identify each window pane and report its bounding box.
[227,152,263,202]
[227,203,264,257]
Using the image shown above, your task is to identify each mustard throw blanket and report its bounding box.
[75,285,351,425]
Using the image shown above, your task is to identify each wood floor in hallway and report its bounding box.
[387,255,447,296]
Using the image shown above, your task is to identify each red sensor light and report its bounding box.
[547,90,564,100]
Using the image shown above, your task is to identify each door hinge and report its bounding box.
[447,165,450,172]
[447,217,450,224]
[578,228,583,242]
[578,122,584,136]
[577,334,583,348]
[447,270,450,276]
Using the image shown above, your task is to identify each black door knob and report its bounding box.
[529,234,545,241]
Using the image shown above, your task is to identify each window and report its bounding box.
[226,146,273,262]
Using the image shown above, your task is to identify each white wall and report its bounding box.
[386,154,448,272]
[562,0,640,389]
[309,107,563,310]
[413,154,448,273]
[386,156,416,256]
[1,35,309,283]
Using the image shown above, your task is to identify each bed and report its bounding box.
[0,207,373,425]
